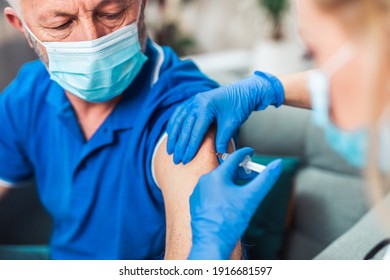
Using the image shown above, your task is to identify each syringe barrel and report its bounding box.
[245,161,267,173]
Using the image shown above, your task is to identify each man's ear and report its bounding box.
[4,7,24,34]
[4,7,33,48]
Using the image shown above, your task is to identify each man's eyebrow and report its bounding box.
[52,11,75,17]
[37,1,133,22]
[96,0,135,10]
[37,11,76,23]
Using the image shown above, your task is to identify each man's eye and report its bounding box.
[100,11,124,20]
[52,21,73,31]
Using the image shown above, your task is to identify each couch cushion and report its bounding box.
[283,166,369,259]
[314,192,390,260]
[239,106,311,158]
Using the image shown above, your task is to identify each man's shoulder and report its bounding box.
[1,60,51,107]
[148,44,218,103]
[2,60,50,97]
[161,44,217,87]
[0,60,53,130]
[13,60,48,84]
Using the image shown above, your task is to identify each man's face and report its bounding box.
[19,0,147,64]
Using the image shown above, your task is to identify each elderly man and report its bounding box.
[0,0,239,260]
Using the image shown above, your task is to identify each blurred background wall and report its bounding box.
[0,1,36,91]
[147,0,299,53]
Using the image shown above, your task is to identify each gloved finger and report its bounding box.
[235,166,258,182]
[173,113,197,165]
[181,115,214,165]
[215,123,238,154]
[243,159,283,205]
[167,103,190,155]
[219,147,255,180]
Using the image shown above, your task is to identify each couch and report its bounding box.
[239,105,370,259]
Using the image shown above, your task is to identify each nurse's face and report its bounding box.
[294,0,372,130]
[5,0,147,64]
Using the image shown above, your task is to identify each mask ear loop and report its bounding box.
[320,43,357,127]
[22,23,51,70]
[321,42,357,77]
[308,43,357,126]
[23,24,45,46]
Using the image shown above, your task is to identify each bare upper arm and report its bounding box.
[154,128,240,259]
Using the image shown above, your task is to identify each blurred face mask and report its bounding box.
[308,43,390,170]
[24,22,147,103]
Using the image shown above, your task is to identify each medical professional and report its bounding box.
[168,0,390,259]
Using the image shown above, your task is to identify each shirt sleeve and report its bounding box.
[145,54,220,193]
[0,76,34,187]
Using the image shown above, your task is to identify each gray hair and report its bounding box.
[6,0,21,14]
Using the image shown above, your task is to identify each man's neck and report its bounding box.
[66,92,122,141]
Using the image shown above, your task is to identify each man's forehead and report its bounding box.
[22,0,135,17]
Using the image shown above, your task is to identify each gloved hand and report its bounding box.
[188,147,283,260]
[167,72,284,165]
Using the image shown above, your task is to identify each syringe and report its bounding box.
[216,153,266,174]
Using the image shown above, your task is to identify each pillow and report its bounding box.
[243,155,300,260]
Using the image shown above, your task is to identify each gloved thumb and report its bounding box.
[244,159,283,206]
[219,147,255,179]
[215,124,237,154]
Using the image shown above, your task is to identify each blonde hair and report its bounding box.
[317,0,390,225]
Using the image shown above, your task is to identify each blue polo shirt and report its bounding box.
[0,39,218,259]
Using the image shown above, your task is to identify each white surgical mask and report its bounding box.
[308,68,368,168]
[24,22,147,102]
[307,43,390,169]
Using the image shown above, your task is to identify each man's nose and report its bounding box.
[81,21,106,41]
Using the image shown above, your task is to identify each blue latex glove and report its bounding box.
[167,72,284,165]
[188,147,283,260]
